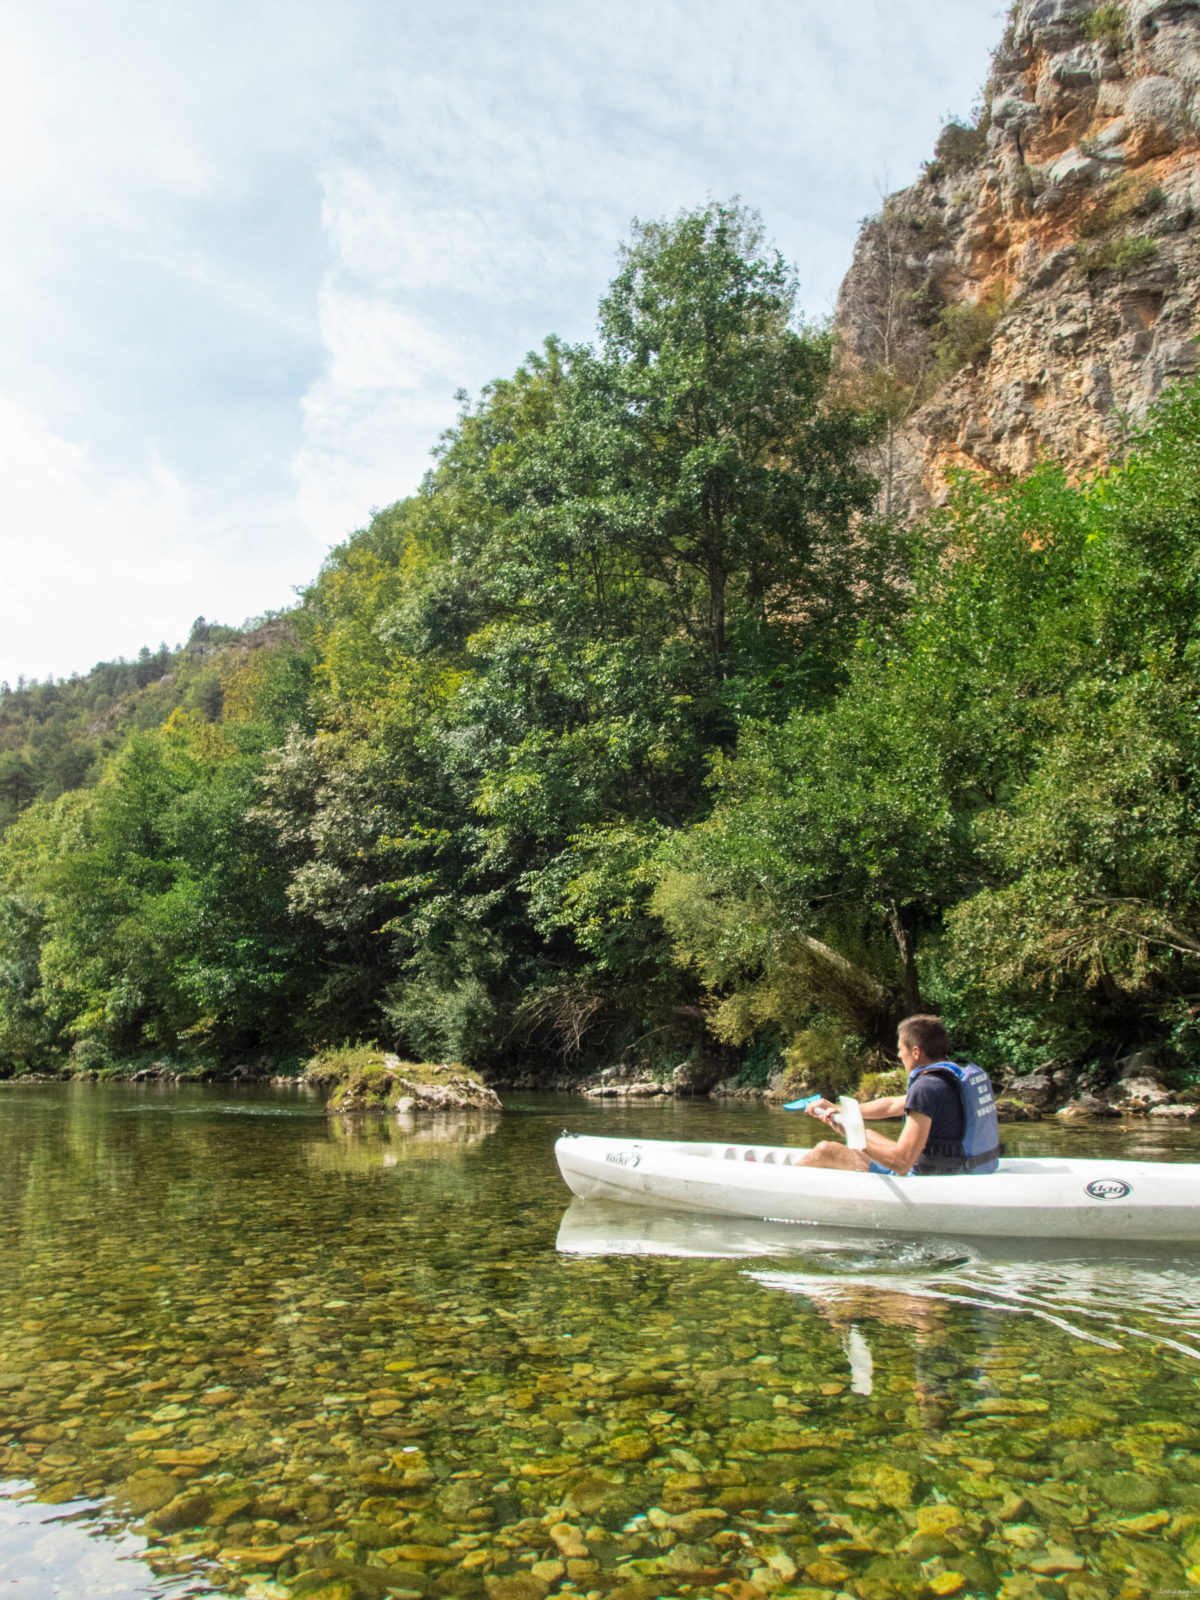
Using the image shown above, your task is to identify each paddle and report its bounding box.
[783,1093,867,1150]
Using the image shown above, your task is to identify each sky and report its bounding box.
[0,0,1003,686]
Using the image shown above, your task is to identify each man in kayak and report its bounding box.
[794,1014,1001,1176]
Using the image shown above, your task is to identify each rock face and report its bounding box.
[836,0,1200,518]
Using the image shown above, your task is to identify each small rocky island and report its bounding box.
[303,1047,502,1115]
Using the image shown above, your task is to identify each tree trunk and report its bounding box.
[785,930,900,1047]
[888,904,923,1014]
[709,559,726,659]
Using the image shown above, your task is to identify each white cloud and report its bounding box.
[292,284,468,542]
[0,395,312,683]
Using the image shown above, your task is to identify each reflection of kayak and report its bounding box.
[555,1196,972,1264]
[556,1197,1200,1362]
[554,1196,1195,1268]
[555,1196,831,1258]
[555,1133,1200,1241]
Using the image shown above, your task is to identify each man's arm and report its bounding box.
[861,1111,931,1176]
[860,1095,906,1120]
[804,1094,905,1122]
[802,1098,931,1174]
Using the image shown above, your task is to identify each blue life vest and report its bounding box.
[907,1061,1001,1175]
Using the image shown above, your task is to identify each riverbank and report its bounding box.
[5,1043,1198,1124]
[496,1049,1200,1124]
[1,1057,304,1087]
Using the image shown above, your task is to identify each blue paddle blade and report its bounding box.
[783,1095,822,1111]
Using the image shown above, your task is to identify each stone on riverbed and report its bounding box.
[485,1576,550,1600]
[113,1470,180,1515]
[995,1097,1041,1122]
[303,1047,501,1115]
[1056,1094,1120,1118]
[1007,1073,1055,1108]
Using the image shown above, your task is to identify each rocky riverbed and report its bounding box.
[3,1086,1200,1600]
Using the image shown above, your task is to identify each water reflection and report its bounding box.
[311,1113,501,1174]
[0,1480,220,1597]
[556,1195,972,1268]
[559,1193,1200,1356]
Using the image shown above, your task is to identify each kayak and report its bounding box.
[554,1132,1200,1242]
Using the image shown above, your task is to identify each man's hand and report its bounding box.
[804,1098,840,1128]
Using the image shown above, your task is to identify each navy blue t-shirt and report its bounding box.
[905,1069,965,1160]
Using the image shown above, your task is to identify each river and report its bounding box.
[1,1083,1199,1599]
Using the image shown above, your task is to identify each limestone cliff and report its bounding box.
[836,0,1200,516]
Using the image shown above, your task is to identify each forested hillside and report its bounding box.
[0,619,288,829]
[3,201,1200,1088]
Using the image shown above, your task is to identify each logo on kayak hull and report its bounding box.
[1085,1178,1132,1201]
[605,1150,640,1168]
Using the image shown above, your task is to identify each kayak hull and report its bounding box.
[554,1133,1200,1241]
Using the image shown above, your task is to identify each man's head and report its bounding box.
[897,1013,949,1067]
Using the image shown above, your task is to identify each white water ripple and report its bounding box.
[751,1257,1200,1360]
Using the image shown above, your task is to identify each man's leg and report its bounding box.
[795,1141,871,1171]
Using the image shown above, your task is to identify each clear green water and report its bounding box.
[2,1086,1200,1600]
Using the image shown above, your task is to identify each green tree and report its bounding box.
[651,458,1096,1049]
[0,751,37,821]
[274,202,889,1070]
[939,380,1200,1067]
[458,205,889,1059]
[944,676,1200,1060]
[0,706,321,1068]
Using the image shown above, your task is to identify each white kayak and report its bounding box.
[555,1132,1200,1242]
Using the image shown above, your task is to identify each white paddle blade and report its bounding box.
[838,1096,868,1151]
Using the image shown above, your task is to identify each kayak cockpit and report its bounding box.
[666,1143,809,1165]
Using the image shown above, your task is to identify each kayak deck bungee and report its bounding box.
[554,1132,1200,1241]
